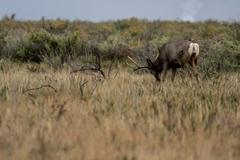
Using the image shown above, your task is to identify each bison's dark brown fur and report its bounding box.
[128,39,200,81]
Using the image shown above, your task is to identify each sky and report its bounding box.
[0,0,240,22]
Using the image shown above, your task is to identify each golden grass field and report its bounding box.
[0,62,240,160]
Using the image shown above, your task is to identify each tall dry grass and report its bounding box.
[0,63,240,160]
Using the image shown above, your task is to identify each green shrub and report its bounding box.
[3,30,85,62]
[0,18,240,72]
[199,39,240,73]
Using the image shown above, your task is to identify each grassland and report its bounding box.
[0,62,240,160]
[0,17,240,159]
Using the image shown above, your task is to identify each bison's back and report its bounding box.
[158,39,191,62]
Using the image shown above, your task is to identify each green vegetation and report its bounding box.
[1,17,240,72]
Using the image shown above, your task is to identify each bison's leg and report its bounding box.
[154,72,160,81]
[162,62,168,81]
[192,63,199,82]
[181,63,192,80]
[171,68,177,81]
[187,65,193,79]
[195,58,198,65]
[154,67,163,82]
[191,57,199,82]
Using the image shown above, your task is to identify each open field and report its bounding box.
[0,63,240,160]
[1,18,240,160]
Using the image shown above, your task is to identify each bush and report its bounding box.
[0,18,240,72]
[199,38,240,73]
[3,30,86,62]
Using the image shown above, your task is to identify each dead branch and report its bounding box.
[70,67,105,77]
[106,56,120,79]
[80,80,89,88]
[132,66,149,71]
[22,84,57,93]
[107,58,116,78]
[70,51,106,78]
[70,46,121,79]
[80,80,88,96]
